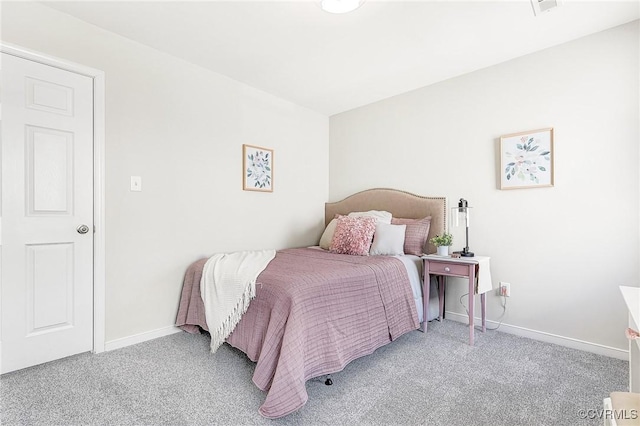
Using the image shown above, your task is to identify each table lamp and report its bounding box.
[451,198,474,257]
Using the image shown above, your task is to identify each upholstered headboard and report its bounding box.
[325,188,446,255]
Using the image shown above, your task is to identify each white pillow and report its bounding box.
[369,223,406,256]
[319,218,338,250]
[348,210,392,224]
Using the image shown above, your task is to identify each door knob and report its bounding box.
[76,224,90,234]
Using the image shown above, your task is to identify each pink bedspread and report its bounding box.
[175,247,419,418]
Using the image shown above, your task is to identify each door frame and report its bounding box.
[1,42,106,354]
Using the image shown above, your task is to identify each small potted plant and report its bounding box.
[430,233,453,256]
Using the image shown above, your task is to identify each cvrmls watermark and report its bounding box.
[577,408,638,421]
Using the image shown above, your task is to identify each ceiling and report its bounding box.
[43,1,639,116]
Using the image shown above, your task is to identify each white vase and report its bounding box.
[436,246,449,256]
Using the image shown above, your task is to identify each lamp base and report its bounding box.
[453,250,475,258]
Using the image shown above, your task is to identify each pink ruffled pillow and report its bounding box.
[329,215,377,256]
[391,216,432,255]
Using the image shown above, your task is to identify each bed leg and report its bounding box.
[325,375,333,386]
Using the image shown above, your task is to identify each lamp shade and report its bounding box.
[451,199,471,228]
[451,198,474,257]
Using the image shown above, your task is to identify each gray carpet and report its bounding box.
[0,320,628,426]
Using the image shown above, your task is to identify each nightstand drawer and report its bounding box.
[428,262,470,277]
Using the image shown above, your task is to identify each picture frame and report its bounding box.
[242,144,273,192]
[500,128,554,190]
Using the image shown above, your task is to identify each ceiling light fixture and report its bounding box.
[320,0,365,14]
[531,0,563,16]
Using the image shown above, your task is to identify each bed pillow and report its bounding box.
[320,211,389,249]
[329,215,377,256]
[391,216,432,256]
[348,210,392,224]
[369,223,406,256]
[319,218,338,250]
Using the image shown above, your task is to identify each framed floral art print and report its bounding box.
[243,144,273,192]
[500,128,554,190]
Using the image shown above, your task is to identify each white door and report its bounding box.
[1,53,94,374]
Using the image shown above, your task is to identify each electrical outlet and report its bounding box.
[500,282,511,297]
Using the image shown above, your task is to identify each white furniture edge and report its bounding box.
[603,397,617,426]
[421,254,489,263]
[620,285,640,393]
[620,286,640,331]
[105,326,182,352]
[445,310,628,360]
[0,42,107,354]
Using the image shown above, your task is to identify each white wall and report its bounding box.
[330,21,639,352]
[2,2,329,342]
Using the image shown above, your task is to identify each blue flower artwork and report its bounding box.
[243,145,273,192]
[500,129,553,189]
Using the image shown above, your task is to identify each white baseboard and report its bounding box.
[444,311,629,361]
[104,315,629,360]
[104,326,182,352]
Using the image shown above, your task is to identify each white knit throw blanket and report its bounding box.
[200,249,276,353]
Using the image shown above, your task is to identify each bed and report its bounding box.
[175,188,446,418]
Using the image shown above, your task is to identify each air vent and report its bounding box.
[531,0,563,16]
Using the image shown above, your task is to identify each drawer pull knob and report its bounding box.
[444,267,450,272]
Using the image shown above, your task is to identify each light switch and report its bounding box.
[130,176,142,192]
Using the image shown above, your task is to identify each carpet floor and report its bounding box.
[0,320,628,425]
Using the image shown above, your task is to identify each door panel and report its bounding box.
[26,77,75,116]
[27,126,74,214]
[27,243,74,334]
[1,53,94,374]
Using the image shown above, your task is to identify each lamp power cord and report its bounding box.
[458,291,507,331]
